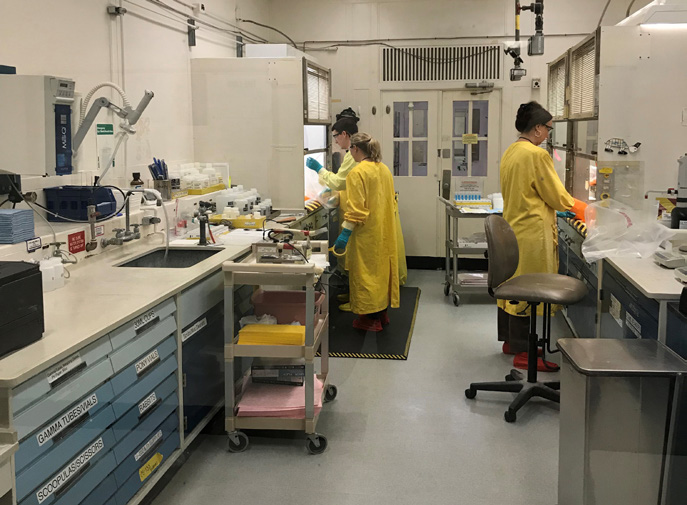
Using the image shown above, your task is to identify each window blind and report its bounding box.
[570,39,597,118]
[306,64,330,123]
[548,58,567,119]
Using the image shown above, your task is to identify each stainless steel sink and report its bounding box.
[117,247,223,268]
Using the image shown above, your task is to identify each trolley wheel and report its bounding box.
[444,282,450,296]
[324,385,338,403]
[227,431,249,453]
[504,409,517,423]
[464,388,476,399]
[306,433,328,455]
[452,293,460,306]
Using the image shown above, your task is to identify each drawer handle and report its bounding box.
[138,398,162,421]
[52,411,91,444]
[50,361,88,389]
[54,461,91,498]
[136,316,161,336]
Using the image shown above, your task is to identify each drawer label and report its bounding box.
[37,393,99,446]
[626,312,642,338]
[138,391,158,416]
[610,295,623,327]
[135,429,163,462]
[135,349,161,376]
[47,354,84,386]
[139,452,163,482]
[134,309,158,332]
[36,437,104,503]
[182,317,207,342]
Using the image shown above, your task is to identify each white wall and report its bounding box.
[0,0,270,195]
[266,0,653,184]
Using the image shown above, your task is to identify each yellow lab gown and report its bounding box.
[344,160,401,314]
[497,141,574,317]
[320,152,408,285]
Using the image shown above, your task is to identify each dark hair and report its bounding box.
[332,117,359,136]
[515,101,553,133]
[336,107,359,122]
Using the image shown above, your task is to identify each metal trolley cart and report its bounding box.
[222,242,337,454]
[439,196,501,306]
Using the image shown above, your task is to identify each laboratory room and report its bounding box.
[5,0,687,504]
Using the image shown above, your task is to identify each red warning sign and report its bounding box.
[68,231,86,254]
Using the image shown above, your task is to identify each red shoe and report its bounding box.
[353,315,383,332]
[380,311,390,326]
[502,342,543,356]
[513,352,559,372]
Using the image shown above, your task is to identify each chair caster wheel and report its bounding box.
[504,409,517,423]
[505,374,515,381]
[465,388,476,399]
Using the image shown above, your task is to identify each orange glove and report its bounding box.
[571,198,588,223]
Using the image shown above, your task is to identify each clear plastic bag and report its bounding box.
[581,198,674,263]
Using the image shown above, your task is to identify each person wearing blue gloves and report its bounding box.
[332,132,400,332]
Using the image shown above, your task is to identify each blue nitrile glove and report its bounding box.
[306,157,323,173]
[557,211,576,218]
[334,228,352,252]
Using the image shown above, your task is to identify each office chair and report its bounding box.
[465,215,587,423]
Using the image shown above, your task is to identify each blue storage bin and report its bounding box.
[80,474,118,505]
[43,186,118,223]
[111,354,177,420]
[21,429,116,505]
[16,406,116,499]
[112,373,178,442]
[110,335,177,397]
[14,381,115,472]
[115,430,180,505]
[114,412,179,486]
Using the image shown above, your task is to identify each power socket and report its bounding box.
[532,78,542,89]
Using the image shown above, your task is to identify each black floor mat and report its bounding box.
[318,285,421,360]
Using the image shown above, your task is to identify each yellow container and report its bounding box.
[209,215,266,229]
[187,183,227,195]
[238,324,305,346]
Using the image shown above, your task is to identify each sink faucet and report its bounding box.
[102,189,162,248]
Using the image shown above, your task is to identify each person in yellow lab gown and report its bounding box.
[331,133,400,332]
[307,113,407,311]
[498,102,574,371]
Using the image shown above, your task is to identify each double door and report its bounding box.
[382,90,501,257]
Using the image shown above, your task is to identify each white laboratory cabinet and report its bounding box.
[191,49,331,209]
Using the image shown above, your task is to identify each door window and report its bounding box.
[393,101,429,177]
[451,100,489,177]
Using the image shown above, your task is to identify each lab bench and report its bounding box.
[0,239,256,505]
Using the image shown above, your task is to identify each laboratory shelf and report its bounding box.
[439,197,500,307]
[222,243,336,455]
[226,315,329,359]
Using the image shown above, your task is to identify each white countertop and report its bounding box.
[607,256,683,300]
[0,234,250,388]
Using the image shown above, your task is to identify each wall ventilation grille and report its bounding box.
[382,45,501,82]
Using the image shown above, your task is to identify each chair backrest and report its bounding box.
[484,215,520,290]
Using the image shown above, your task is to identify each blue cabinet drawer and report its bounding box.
[16,405,116,499]
[602,266,659,340]
[183,304,223,435]
[15,381,115,472]
[112,374,178,442]
[109,315,177,375]
[21,430,116,505]
[80,474,117,505]
[113,393,178,466]
[605,262,660,320]
[13,336,113,415]
[15,359,114,442]
[111,354,177,420]
[110,335,177,397]
[109,298,176,351]
[114,412,179,486]
[115,431,179,505]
